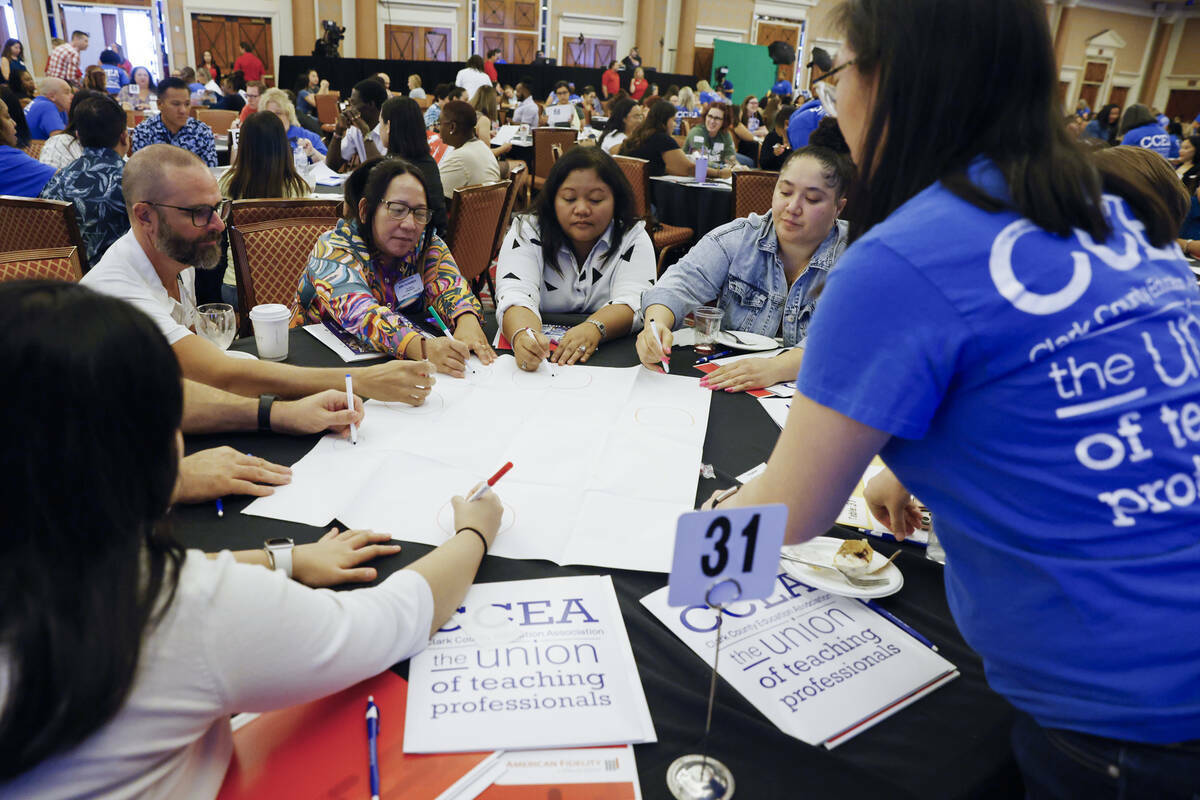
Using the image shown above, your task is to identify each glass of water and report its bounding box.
[196,303,237,350]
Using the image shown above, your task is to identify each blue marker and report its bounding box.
[366,695,380,800]
[694,349,734,365]
[860,599,938,651]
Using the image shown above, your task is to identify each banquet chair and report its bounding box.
[197,109,238,136]
[532,127,576,192]
[0,246,82,283]
[0,197,89,273]
[551,143,563,163]
[22,140,44,160]
[230,217,335,334]
[231,198,342,228]
[444,180,511,301]
[732,170,780,219]
[491,171,526,263]
[612,155,694,276]
[314,93,339,134]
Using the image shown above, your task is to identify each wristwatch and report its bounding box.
[583,318,606,339]
[258,394,278,432]
[263,537,294,578]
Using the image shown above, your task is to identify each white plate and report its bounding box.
[716,330,779,351]
[779,536,903,598]
[225,349,258,360]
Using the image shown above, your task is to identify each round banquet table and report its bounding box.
[172,315,1023,800]
[650,176,734,239]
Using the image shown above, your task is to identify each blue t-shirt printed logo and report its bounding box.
[992,194,1200,528]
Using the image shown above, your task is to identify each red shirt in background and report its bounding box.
[630,77,647,100]
[233,51,265,82]
[484,59,498,83]
[602,68,620,97]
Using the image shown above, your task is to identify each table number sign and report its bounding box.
[668,504,788,608]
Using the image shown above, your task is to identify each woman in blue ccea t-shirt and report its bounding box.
[706,0,1200,794]
[1119,103,1179,159]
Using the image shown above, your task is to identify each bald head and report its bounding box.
[123,144,212,208]
[38,77,71,105]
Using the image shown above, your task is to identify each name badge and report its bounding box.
[393,274,424,308]
[712,143,724,154]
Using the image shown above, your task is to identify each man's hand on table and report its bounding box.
[174,447,292,503]
[356,360,436,406]
[271,389,365,436]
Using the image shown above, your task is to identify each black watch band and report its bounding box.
[258,394,278,432]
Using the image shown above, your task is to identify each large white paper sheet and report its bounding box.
[243,355,711,572]
[641,575,957,747]
[405,576,656,753]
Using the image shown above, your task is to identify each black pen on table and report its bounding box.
[860,598,938,651]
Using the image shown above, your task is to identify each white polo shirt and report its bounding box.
[80,230,198,345]
[339,123,385,165]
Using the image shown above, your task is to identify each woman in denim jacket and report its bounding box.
[637,145,852,390]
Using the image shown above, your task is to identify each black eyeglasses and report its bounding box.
[812,59,856,87]
[147,200,231,227]
[813,59,856,118]
[382,200,433,225]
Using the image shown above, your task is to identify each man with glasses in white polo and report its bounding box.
[83,145,439,412]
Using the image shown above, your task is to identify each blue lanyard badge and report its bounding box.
[392,273,424,309]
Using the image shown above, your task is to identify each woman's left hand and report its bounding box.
[291,528,403,587]
[701,357,786,392]
[552,322,603,365]
[452,314,497,365]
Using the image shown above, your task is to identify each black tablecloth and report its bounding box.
[651,179,734,240]
[173,318,1022,799]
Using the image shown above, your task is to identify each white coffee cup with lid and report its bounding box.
[248,304,290,361]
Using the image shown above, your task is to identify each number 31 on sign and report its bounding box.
[667,504,788,608]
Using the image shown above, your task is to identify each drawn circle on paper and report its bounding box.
[465,365,495,386]
[510,368,593,390]
[436,500,517,536]
[635,406,696,427]
[378,391,445,416]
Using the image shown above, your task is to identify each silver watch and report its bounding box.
[263,537,294,579]
[584,318,606,339]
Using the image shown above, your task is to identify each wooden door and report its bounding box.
[1107,86,1129,109]
[755,21,799,52]
[385,25,452,61]
[478,0,537,64]
[1058,80,1069,112]
[693,46,713,83]
[560,37,617,69]
[1079,83,1099,111]
[1166,89,1200,123]
[191,15,271,82]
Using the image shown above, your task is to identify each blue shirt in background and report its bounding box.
[24,96,68,140]
[770,79,793,98]
[0,145,57,197]
[1122,122,1178,158]
[286,124,328,155]
[787,98,824,149]
[101,65,129,94]
[797,159,1200,744]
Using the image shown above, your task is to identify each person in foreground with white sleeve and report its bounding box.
[496,145,655,370]
[0,281,504,800]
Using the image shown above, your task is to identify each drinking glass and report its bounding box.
[693,306,724,355]
[196,303,237,350]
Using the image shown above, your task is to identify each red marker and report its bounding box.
[468,461,513,501]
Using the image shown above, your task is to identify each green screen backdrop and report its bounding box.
[711,39,776,105]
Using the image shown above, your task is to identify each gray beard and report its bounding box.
[154,220,222,270]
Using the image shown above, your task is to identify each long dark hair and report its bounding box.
[1118,103,1156,137]
[222,111,310,200]
[1,39,20,61]
[620,99,675,154]
[599,98,636,149]
[130,66,156,90]
[0,281,185,779]
[834,0,1108,242]
[526,145,636,274]
[356,157,433,256]
[60,88,104,139]
[0,85,30,147]
[381,96,431,160]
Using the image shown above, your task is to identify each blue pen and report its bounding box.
[215,498,224,518]
[860,599,938,651]
[366,695,380,800]
[694,349,734,365]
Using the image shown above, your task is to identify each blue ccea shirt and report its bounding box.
[0,145,56,197]
[1121,122,1179,159]
[798,159,1200,744]
[24,96,68,140]
[286,124,328,155]
[786,98,824,149]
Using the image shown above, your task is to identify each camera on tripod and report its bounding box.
[313,19,346,58]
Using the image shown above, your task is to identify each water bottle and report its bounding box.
[695,147,708,183]
[293,142,308,177]
[924,509,946,564]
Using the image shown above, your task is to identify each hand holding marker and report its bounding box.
[428,305,475,375]
[469,461,513,501]
[649,320,670,373]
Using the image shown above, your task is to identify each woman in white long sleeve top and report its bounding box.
[496,145,656,371]
[0,282,504,800]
